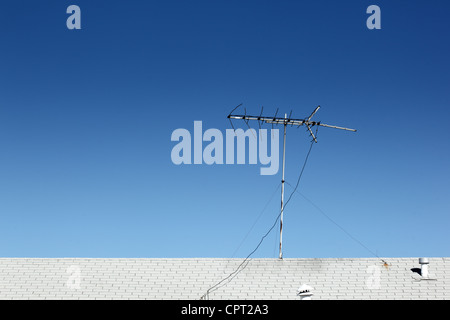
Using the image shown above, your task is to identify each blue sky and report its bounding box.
[0,1,449,258]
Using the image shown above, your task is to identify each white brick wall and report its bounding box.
[0,257,449,299]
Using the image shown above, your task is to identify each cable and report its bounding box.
[230,182,282,258]
[200,132,317,300]
[213,183,281,295]
[284,182,386,263]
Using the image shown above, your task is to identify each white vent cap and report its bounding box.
[297,284,314,296]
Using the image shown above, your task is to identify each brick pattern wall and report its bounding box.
[0,258,448,299]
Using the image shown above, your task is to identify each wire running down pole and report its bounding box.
[279,114,287,259]
[227,105,356,259]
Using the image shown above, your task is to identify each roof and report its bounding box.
[0,257,448,299]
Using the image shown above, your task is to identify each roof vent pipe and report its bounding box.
[419,258,429,278]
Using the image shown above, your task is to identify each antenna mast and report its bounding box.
[228,105,356,259]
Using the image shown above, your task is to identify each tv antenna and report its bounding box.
[228,105,356,259]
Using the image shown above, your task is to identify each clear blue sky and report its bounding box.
[1,1,449,258]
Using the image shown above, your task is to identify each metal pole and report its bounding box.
[279,114,287,259]
[227,106,356,260]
